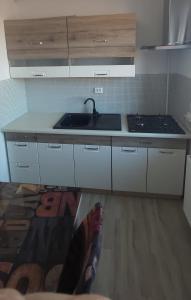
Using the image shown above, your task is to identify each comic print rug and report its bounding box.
[0,183,80,293]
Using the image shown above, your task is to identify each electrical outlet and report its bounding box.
[94,87,104,94]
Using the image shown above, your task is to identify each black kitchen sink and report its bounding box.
[53,113,121,130]
[60,113,91,127]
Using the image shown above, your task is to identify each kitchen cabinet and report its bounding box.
[147,148,186,195]
[74,144,111,190]
[183,155,191,226]
[112,147,147,192]
[4,17,68,60]
[4,17,69,79]
[69,65,135,78]
[4,13,136,78]
[38,143,75,187]
[5,132,187,195]
[10,66,69,79]
[7,140,40,184]
[67,14,136,58]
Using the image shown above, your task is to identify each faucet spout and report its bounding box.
[84,98,99,117]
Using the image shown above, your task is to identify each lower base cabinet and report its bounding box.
[74,144,111,190]
[38,143,75,187]
[112,147,147,192]
[6,133,187,195]
[147,148,186,195]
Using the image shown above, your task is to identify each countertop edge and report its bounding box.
[2,112,191,140]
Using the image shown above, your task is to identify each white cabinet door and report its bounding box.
[112,147,147,192]
[7,141,40,184]
[183,155,191,226]
[9,162,40,184]
[70,65,135,78]
[74,144,111,190]
[147,148,186,195]
[10,66,70,79]
[7,141,38,164]
[38,143,75,187]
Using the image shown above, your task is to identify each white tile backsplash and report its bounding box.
[25,75,167,115]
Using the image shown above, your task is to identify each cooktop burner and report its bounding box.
[127,115,185,134]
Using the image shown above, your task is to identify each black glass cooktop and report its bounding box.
[127,115,185,134]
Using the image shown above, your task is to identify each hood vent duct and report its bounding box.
[141,0,191,50]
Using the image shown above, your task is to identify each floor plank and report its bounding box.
[78,194,191,300]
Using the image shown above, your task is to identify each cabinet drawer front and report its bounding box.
[38,143,75,187]
[7,141,38,164]
[9,162,40,184]
[70,65,135,77]
[10,66,69,78]
[112,147,147,192]
[74,145,111,190]
[147,148,186,195]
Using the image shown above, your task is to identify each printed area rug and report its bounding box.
[0,183,80,293]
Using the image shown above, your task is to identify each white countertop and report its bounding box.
[2,112,191,139]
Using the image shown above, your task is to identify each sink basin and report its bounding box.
[60,113,91,127]
[53,113,121,130]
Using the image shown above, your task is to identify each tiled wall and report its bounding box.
[25,74,167,115]
[0,79,27,128]
[0,79,27,182]
[168,50,191,131]
[168,74,191,130]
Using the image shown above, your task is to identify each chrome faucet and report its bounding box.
[84,98,99,117]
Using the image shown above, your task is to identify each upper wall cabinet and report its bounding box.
[4,14,136,78]
[67,14,136,58]
[4,17,69,78]
[68,13,136,78]
[4,17,68,60]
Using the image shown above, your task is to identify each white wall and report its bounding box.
[0,0,167,74]
[170,50,191,79]
[0,79,27,182]
[0,1,28,182]
[0,15,9,80]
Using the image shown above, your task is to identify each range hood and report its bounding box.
[141,0,191,50]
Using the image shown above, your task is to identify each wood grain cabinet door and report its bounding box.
[4,17,68,60]
[67,13,136,58]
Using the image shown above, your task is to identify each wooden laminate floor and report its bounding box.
[78,194,191,300]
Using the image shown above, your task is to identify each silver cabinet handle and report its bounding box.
[84,145,100,151]
[16,164,30,168]
[160,150,174,155]
[32,73,46,77]
[121,147,137,153]
[94,72,109,77]
[15,143,28,147]
[93,39,109,43]
[48,144,62,149]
